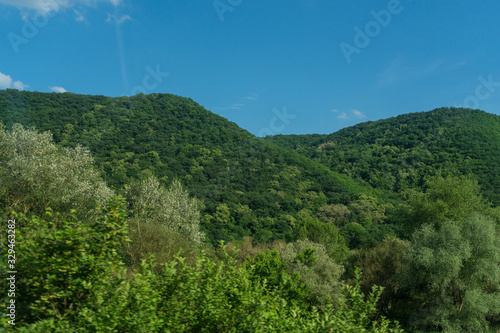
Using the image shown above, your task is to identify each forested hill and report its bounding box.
[266,107,500,206]
[0,89,372,244]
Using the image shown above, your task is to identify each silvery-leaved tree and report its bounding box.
[397,213,500,332]
[0,123,113,221]
[126,176,204,246]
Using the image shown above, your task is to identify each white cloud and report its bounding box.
[353,109,365,119]
[13,80,29,90]
[337,112,349,119]
[0,71,28,90]
[331,108,338,113]
[50,86,67,93]
[0,72,13,89]
[0,0,120,13]
[106,13,131,24]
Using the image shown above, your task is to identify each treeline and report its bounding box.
[1,123,499,331]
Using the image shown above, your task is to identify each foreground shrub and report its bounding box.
[2,201,402,332]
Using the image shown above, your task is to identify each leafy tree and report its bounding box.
[349,194,390,227]
[398,175,492,235]
[341,222,369,249]
[278,239,344,310]
[244,248,309,308]
[0,123,112,220]
[315,203,351,226]
[397,213,500,332]
[346,237,409,316]
[295,209,348,262]
[327,268,403,333]
[123,219,199,270]
[126,176,204,245]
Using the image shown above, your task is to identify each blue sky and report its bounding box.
[1,0,500,136]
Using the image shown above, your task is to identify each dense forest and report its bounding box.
[266,107,500,206]
[0,90,499,332]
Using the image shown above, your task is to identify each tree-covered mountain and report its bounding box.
[266,107,500,207]
[1,91,499,332]
[0,89,375,245]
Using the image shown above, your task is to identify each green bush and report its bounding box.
[1,196,129,327]
[278,239,344,310]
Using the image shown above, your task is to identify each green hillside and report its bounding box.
[0,89,373,245]
[266,107,500,206]
[2,92,500,332]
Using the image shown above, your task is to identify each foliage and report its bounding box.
[0,90,372,244]
[0,123,113,220]
[123,219,199,271]
[278,239,345,310]
[397,175,492,235]
[346,237,409,316]
[397,214,500,332]
[151,246,402,332]
[225,236,286,264]
[2,91,500,331]
[316,203,351,226]
[244,248,309,308]
[327,268,403,333]
[267,107,500,207]
[0,196,129,326]
[295,209,349,262]
[1,203,402,332]
[126,176,204,245]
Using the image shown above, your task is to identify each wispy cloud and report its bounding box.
[331,108,339,113]
[353,109,365,119]
[0,0,121,13]
[245,93,259,101]
[50,86,67,93]
[73,8,86,22]
[377,58,404,87]
[213,103,244,111]
[0,71,28,90]
[376,57,467,89]
[106,13,131,25]
[337,112,349,119]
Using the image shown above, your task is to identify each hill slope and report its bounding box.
[0,89,373,244]
[266,107,500,206]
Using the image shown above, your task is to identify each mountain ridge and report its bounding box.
[266,107,500,206]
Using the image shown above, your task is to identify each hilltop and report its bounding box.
[266,107,500,206]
